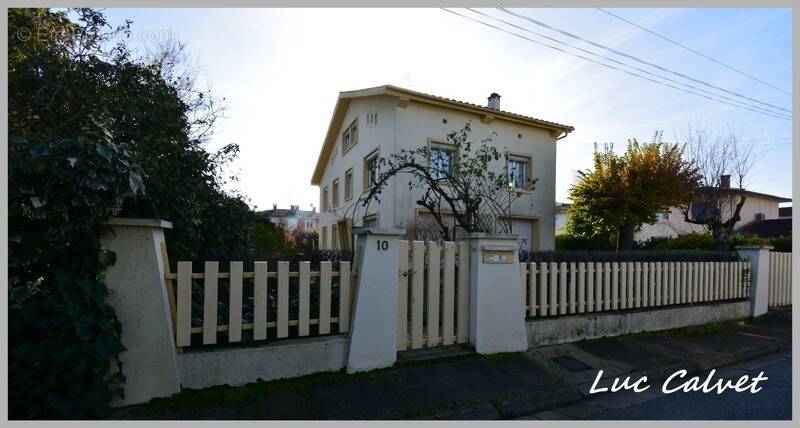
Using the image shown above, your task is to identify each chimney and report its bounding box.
[487,92,501,110]
[290,205,299,211]
[273,203,277,210]
[720,175,731,189]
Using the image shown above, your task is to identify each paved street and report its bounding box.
[118,308,791,420]
[588,352,792,420]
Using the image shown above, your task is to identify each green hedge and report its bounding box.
[520,250,739,263]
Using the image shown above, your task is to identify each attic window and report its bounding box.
[342,118,359,154]
[518,133,522,139]
[442,118,448,124]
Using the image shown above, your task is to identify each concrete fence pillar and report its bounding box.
[466,234,529,354]
[100,218,181,406]
[346,228,405,373]
[736,245,773,318]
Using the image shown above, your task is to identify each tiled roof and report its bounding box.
[381,85,575,132]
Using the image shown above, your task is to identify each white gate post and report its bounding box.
[346,228,404,373]
[100,218,181,406]
[467,234,529,354]
[737,245,773,318]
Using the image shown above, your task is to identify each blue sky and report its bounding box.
[103,8,792,211]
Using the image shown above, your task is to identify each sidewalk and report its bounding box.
[116,307,791,420]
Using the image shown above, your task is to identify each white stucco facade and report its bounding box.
[311,85,573,251]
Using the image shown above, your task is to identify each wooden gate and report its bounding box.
[397,240,470,350]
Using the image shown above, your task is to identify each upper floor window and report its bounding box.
[344,168,354,201]
[342,118,359,154]
[508,155,531,190]
[332,178,340,207]
[364,149,380,190]
[322,186,329,211]
[429,144,455,181]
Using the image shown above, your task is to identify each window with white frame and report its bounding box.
[332,178,340,207]
[344,168,353,201]
[429,145,454,180]
[655,211,669,223]
[342,118,358,154]
[322,186,329,211]
[507,155,531,190]
[364,150,379,190]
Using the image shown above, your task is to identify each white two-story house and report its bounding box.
[310,85,574,251]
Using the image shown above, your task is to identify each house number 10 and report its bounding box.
[376,240,389,251]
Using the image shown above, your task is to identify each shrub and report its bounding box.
[555,233,615,251]
[637,231,787,252]
[520,250,738,263]
[9,134,143,418]
[636,232,717,251]
[770,237,792,252]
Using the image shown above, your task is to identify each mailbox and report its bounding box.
[481,245,516,264]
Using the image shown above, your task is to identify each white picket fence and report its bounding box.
[520,261,749,317]
[397,240,470,351]
[768,252,792,307]
[166,257,352,348]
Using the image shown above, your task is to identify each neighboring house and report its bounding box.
[310,84,574,251]
[259,204,320,232]
[635,187,791,241]
[555,202,571,235]
[739,204,792,238]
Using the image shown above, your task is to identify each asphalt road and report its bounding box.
[589,357,792,420]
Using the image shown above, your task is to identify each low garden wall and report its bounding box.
[526,300,750,347]
[177,335,348,390]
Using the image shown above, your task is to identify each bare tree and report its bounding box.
[332,122,535,241]
[145,40,226,142]
[679,124,759,250]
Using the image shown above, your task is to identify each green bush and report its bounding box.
[555,233,614,251]
[770,236,792,252]
[636,231,788,252]
[636,232,717,251]
[9,134,143,418]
